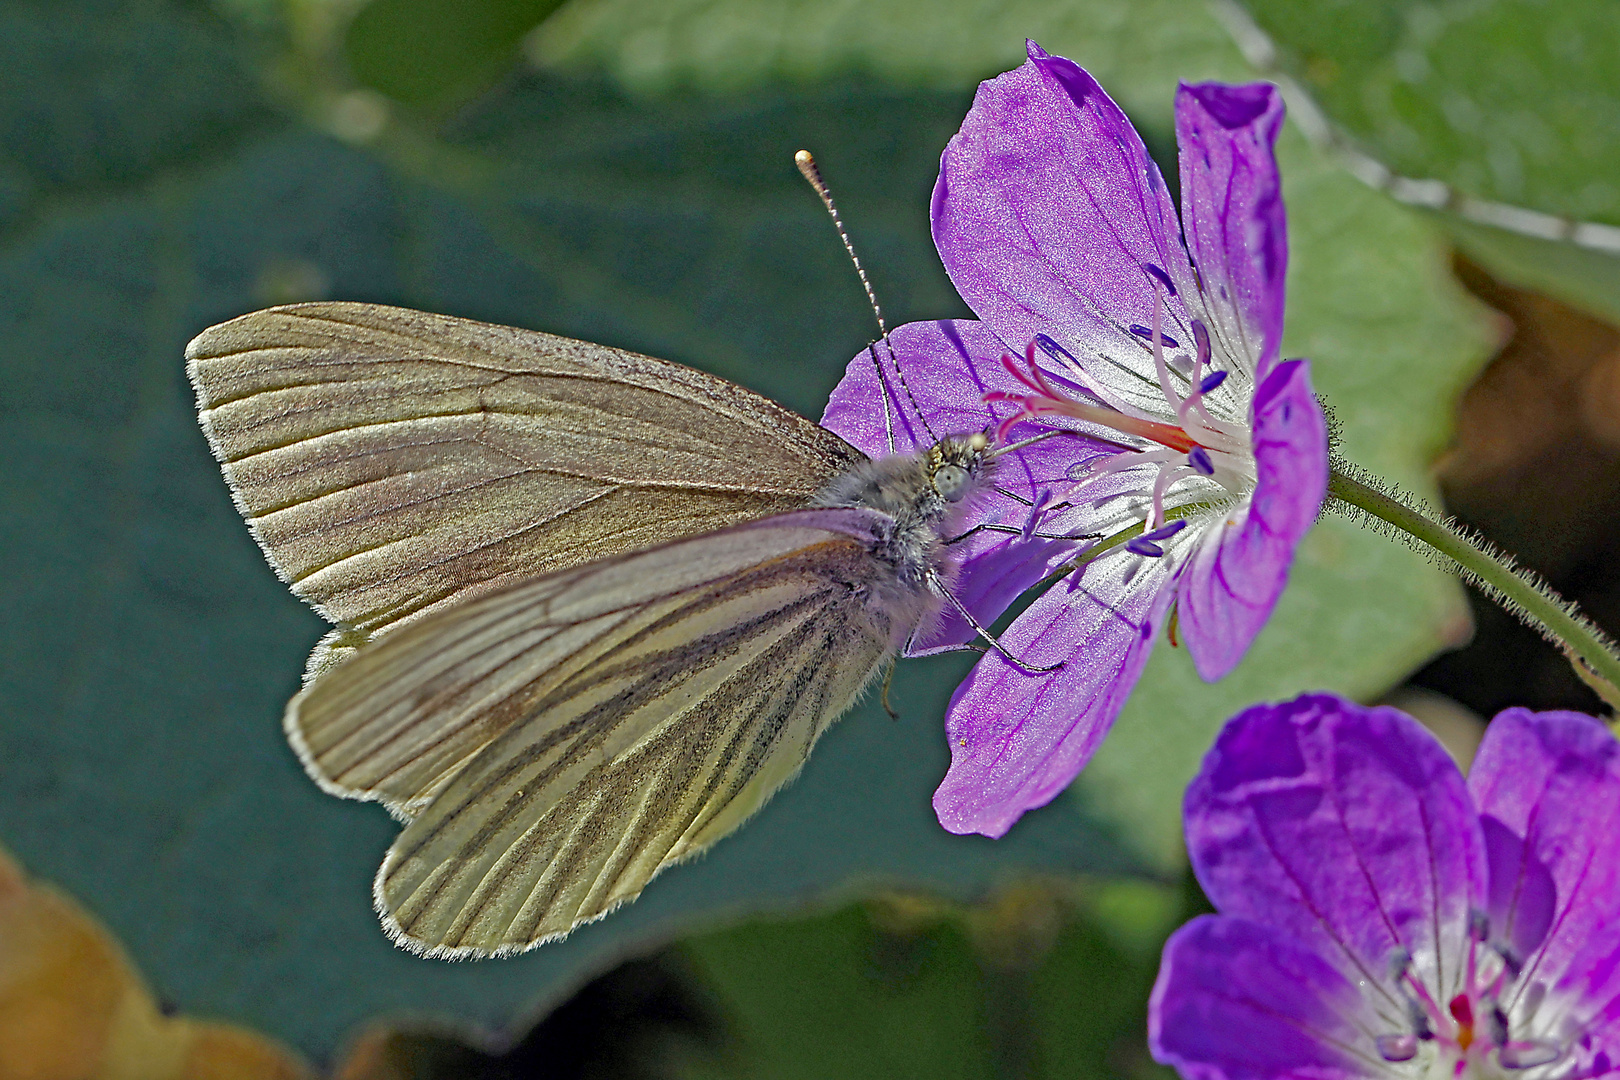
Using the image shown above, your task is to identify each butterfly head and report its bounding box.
[810,431,994,537]
[927,431,992,503]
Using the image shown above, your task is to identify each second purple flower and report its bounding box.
[822,42,1329,838]
[1152,694,1620,1080]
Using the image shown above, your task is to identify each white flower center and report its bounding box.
[987,284,1257,540]
[1376,920,1566,1080]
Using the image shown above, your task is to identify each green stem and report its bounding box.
[1328,465,1620,698]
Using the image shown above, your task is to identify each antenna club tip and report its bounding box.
[794,150,821,184]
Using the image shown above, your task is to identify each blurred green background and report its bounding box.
[1,0,1614,1073]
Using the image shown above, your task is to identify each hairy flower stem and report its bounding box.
[1327,463,1620,704]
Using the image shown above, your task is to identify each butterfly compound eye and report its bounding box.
[934,463,972,502]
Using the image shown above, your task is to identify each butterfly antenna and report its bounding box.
[795,149,937,450]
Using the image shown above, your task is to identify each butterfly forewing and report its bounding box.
[186,302,863,646]
[287,510,914,956]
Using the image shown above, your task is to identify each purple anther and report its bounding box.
[1140,520,1187,543]
[1130,324,1179,348]
[1024,488,1054,537]
[1487,1005,1510,1046]
[1469,909,1490,943]
[1198,370,1227,394]
[1375,1034,1419,1063]
[1188,447,1215,475]
[1143,263,1177,296]
[1035,333,1078,365]
[1190,319,1212,367]
[1399,995,1434,1041]
[1499,1042,1562,1069]
[1125,537,1165,558]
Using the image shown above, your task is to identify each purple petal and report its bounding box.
[1150,915,1381,1080]
[1468,709,1620,1055]
[1186,694,1486,1007]
[1176,359,1327,681]
[822,318,1004,459]
[932,549,1178,837]
[1175,82,1289,379]
[1479,815,1556,967]
[821,318,1117,653]
[931,41,1201,418]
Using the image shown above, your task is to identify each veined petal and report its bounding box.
[932,549,1178,837]
[1469,708,1620,1061]
[1186,695,1486,1021]
[931,40,1199,419]
[1175,82,1289,381]
[821,318,1002,457]
[1177,360,1327,681]
[821,318,1118,653]
[1151,915,1390,1080]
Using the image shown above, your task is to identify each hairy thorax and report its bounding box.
[809,435,996,626]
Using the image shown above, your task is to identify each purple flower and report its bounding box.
[821,42,1328,837]
[1151,693,1620,1080]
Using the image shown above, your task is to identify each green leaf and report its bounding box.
[1235,0,1620,322]
[344,0,569,111]
[677,883,1183,1080]
[531,0,1243,110]
[0,0,270,231]
[1241,0,1620,224]
[1438,214,1620,327]
[680,906,997,1080]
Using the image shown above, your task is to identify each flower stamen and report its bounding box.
[1378,922,1568,1075]
[984,310,1265,560]
[1125,520,1187,558]
[1149,463,1193,530]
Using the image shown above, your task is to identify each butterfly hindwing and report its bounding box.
[186,302,864,645]
[286,510,925,954]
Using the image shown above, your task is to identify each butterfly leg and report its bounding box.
[945,522,1101,545]
[926,572,1062,675]
[879,658,901,721]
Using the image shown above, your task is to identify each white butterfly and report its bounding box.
[189,301,1017,957]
